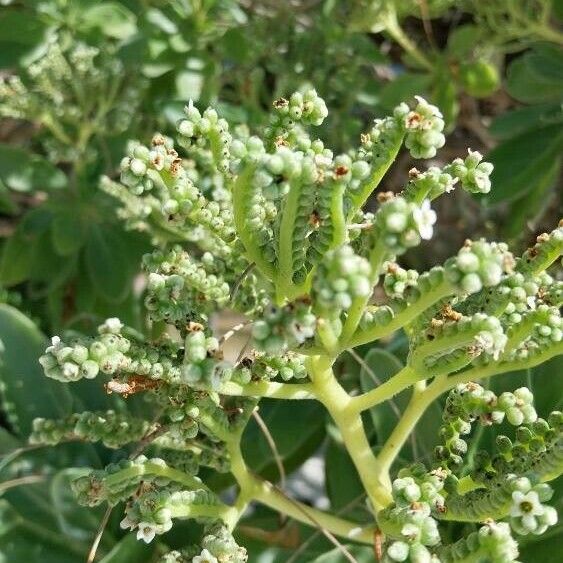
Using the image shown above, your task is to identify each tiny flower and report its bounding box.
[192,548,218,563]
[119,515,136,530]
[136,522,157,543]
[412,200,436,240]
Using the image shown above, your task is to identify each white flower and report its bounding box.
[192,548,218,563]
[511,490,545,527]
[412,200,436,240]
[102,318,124,334]
[119,515,136,530]
[136,522,157,544]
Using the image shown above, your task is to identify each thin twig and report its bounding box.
[230,262,256,304]
[269,481,359,563]
[86,506,112,563]
[0,474,45,493]
[286,493,367,563]
[252,411,286,490]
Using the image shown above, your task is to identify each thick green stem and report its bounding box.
[307,356,393,510]
[348,365,418,414]
[219,380,316,400]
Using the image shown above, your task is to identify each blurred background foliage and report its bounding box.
[0,0,561,561]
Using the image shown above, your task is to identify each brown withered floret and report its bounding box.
[377,191,395,203]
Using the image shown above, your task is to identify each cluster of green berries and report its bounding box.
[177,101,232,173]
[144,247,230,322]
[375,197,437,256]
[161,524,247,563]
[252,300,316,353]
[312,245,372,315]
[227,351,308,384]
[445,240,513,294]
[447,149,494,194]
[181,329,227,390]
[266,89,328,144]
[384,264,420,299]
[436,383,537,467]
[382,467,445,562]
[29,410,150,449]
[39,318,129,382]
[401,96,446,159]
[121,487,219,543]
[438,522,519,563]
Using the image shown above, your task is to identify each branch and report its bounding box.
[219,380,316,400]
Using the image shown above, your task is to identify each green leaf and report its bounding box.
[81,3,138,40]
[485,124,563,205]
[489,103,563,140]
[85,226,132,303]
[51,210,86,256]
[175,70,204,101]
[0,228,36,286]
[378,73,431,111]
[99,534,155,563]
[446,24,482,57]
[360,348,407,447]
[0,304,72,436]
[0,145,67,192]
[0,11,47,68]
[312,545,374,562]
[325,438,364,512]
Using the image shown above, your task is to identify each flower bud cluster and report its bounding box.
[227,351,308,384]
[445,240,513,294]
[380,467,444,562]
[144,247,230,322]
[160,525,247,563]
[375,197,437,256]
[39,318,182,385]
[181,330,228,390]
[122,487,220,543]
[252,301,316,353]
[312,245,372,317]
[384,264,420,299]
[438,522,519,563]
[177,101,232,173]
[29,410,150,449]
[516,223,563,276]
[402,96,446,159]
[436,383,537,467]
[404,166,458,203]
[266,90,328,144]
[447,149,493,194]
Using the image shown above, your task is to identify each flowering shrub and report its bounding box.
[31,91,563,561]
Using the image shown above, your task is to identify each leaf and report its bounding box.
[0,304,72,436]
[99,534,155,563]
[0,10,47,68]
[0,228,36,286]
[484,123,563,205]
[360,349,407,448]
[175,70,204,101]
[51,469,109,542]
[325,438,364,512]
[81,3,138,40]
[51,210,86,256]
[378,73,431,111]
[489,103,563,140]
[85,225,132,303]
[312,545,374,562]
[446,24,482,57]
[0,145,67,192]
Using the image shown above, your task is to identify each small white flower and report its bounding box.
[511,491,544,518]
[103,318,124,334]
[412,200,437,240]
[119,515,136,530]
[192,548,218,563]
[136,522,157,544]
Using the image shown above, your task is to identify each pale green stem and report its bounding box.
[347,280,454,349]
[219,380,316,400]
[348,365,418,414]
[307,356,393,510]
[225,435,376,543]
[372,381,430,484]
